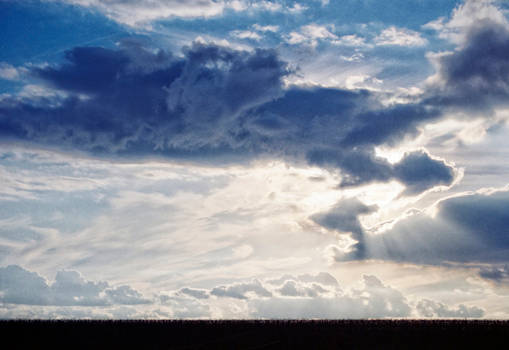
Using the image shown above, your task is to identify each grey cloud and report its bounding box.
[0,40,457,194]
[211,279,272,299]
[175,273,414,318]
[426,19,509,111]
[277,280,331,298]
[1,268,487,319]
[159,294,211,318]
[0,265,150,306]
[0,265,51,305]
[1,3,508,200]
[479,265,509,283]
[417,299,484,318]
[178,287,210,299]
[250,275,412,319]
[393,151,456,196]
[311,198,378,259]
[330,188,509,265]
[51,270,110,306]
[105,285,151,305]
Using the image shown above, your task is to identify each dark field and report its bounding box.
[2,320,508,349]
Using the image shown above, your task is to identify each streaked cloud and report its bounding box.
[375,26,427,47]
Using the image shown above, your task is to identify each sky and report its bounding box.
[1,0,509,319]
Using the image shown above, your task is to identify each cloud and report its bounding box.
[479,265,509,283]
[252,24,279,33]
[309,149,455,193]
[392,151,456,196]
[416,299,484,318]
[311,198,378,259]
[159,294,211,318]
[285,24,338,47]
[375,26,427,47]
[426,19,509,110]
[0,41,288,155]
[49,0,234,27]
[211,279,272,299]
[179,273,485,319]
[0,266,487,319]
[230,30,262,41]
[0,63,20,81]
[48,0,309,26]
[0,40,458,194]
[328,188,509,265]
[177,287,210,299]
[423,0,507,45]
[249,274,412,319]
[172,272,413,319]
[0,265,150,306]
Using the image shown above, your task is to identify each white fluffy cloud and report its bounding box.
[323,187,509,265]
[423,0,508,45]
[0,63,20,81]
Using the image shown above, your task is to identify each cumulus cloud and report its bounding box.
[211,279,272,299]
[0,265,150,306]
[168,272,414,318]
[178,287,210,299]
[1,267,486,319]
[416,299,484,318]
[249,274,412,319]
[423,0,507,45]
[159,294,211,318]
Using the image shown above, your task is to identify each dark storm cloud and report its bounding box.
[311,198,378,259]
[327,189,509,264]
[0,38,459,193]
[0,265,150,306]
[426,20,509,111]
[393,151,455,195]
[312,152,456,257]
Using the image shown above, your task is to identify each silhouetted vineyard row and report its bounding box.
[2,320,508,349]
